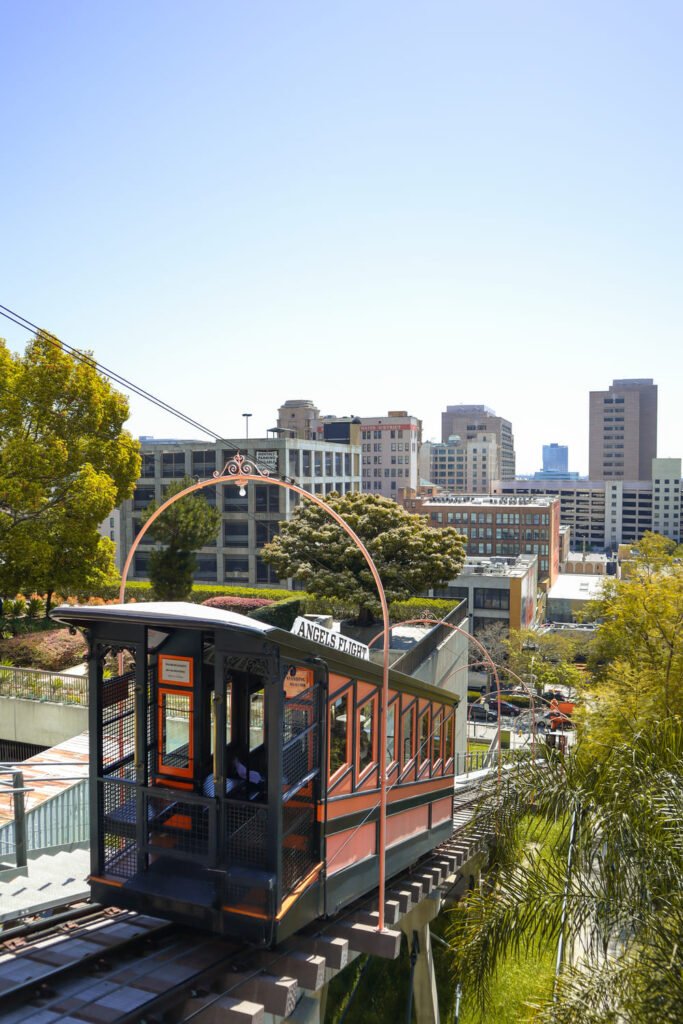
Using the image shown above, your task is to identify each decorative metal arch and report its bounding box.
[118,453,393,931]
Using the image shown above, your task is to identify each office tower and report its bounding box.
[543,443,568,474]
[440,405,515,482]
[589,379,657,481]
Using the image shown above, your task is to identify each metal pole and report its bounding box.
[12,770,27,868]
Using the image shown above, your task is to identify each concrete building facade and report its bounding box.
[589,378,657,481]
[120,436,362,588]
[495,457,682,550]
[430,554,539,635]
[440,405,515,482]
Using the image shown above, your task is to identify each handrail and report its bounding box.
[0,663,88,705]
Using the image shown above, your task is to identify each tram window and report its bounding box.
[433,710,442,763]
[358,699,375,773]
[160,692,192,770]
[418,710,430,765]
[329,694,349,775]
[444,713,454,761]
[250,688,264,750]
[386,703,397,765]
[402,706,414,764]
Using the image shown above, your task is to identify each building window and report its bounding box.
[141,453,156,478]
[256,557,278,584]
[134,553,150,576]
[254,485,280,513]
[195,555,217,581]
[192,450,216,477]
[224,489,248,512]
[224,522,249,547]
[161,451,186,478]
[224,556,249,578]
[256,521,279,546]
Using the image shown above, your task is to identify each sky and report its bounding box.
[1,0,681,474]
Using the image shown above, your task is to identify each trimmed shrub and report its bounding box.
[202,596,274,613]
[389,597,464,623]
[248,597,304,631]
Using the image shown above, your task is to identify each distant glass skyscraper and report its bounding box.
[543,443,568,474]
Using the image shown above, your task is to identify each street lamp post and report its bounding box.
[242,412,252,439]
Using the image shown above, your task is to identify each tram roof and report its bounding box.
[51,601,459,705]
[51,600,275,636]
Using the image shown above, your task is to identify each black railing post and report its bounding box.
[12,770,27,868]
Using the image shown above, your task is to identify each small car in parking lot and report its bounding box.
[469,704,498,723]
[487,698,522,718]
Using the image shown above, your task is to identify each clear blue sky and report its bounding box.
[1,0,681,473]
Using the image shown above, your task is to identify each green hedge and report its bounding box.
[388,597,463,622]
[110,582,302,604]
[248,597,305,630]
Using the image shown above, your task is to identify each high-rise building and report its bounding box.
[543,443,568,474]
[589,379,657,481]
[357,411,421,498]
[440,405,515,482]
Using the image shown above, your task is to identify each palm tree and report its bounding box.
[448,718,683,1023]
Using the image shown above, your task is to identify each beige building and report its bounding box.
[440,405,515,482]
[589,379,657,481]
[357,411,421,499]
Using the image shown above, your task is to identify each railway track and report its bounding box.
[0,784,488,1023]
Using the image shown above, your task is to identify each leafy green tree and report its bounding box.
[142,477,221,601]
[578,537,683,756]
[506,628,587,694]
[448,719,683,1024]
[261,490,466,625]
[0,332,140,611]
[448,543,683,1023]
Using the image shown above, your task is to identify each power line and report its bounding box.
[0,304,259,464]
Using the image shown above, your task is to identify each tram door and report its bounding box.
[144,633,218,872]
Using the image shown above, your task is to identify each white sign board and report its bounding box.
[255,450,279,472]
[291,617,370,661]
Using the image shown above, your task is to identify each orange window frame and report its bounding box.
[329,690,351,780]
[432,708,444,769]
[157,687,194,781]
[356,695,377,779]
[443,709,455,762]
[401,702,416,771]
[385,698,398,769]
[418,707,431,767]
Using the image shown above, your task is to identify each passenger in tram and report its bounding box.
[203,742,265,798]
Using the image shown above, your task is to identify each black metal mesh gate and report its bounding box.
[98,665,138,879]
[281,682,322,894]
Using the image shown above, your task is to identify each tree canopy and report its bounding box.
[141,476,222,601]
[0,332,140,606]
[448,531,683,1022]
[261,490,466,623]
